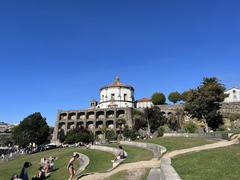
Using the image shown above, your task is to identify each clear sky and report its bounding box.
[0,0,239,126]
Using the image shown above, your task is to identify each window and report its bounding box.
[234,95,237,99]
[124,94,127,101]
[102,95,104,100]
[111,93,115,100]
[233,90,236,93]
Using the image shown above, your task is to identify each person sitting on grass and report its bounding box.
[67,152,80,180]
[19,162,32,180]
[112,146,127,162]
[43,160,50,173]
[32,166,45,180]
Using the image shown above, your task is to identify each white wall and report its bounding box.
[136,101,153,109]
[224,88,240,103]
[99,87,134,108]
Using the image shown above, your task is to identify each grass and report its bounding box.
[172,144,240,180]
[140,137,216,151]
[107,144,153,163]
[0,147,114,180]
[106,168,150,180]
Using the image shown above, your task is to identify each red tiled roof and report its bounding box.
[100,77,134,90]
[136,98,152,102]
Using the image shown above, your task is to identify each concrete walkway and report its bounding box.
[164,139,237,158]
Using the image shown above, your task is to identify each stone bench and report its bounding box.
[120,141,167,159]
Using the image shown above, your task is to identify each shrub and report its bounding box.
[157,126,165,137]
[105,130,117,141]
[64,127,94,144]
[184,122,198,133]
[217,125,227,131]
[123,127,139,140]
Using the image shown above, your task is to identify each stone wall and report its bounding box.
[221,102,240,114]
[52,107,133,143]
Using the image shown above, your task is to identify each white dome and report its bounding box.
[99,77,134,108]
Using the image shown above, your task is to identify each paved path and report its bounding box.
[80,158,160,180]
[164,139,238,158]
[80,137,239,180]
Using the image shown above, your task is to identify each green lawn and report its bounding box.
[107,144,153,163]
[0,147,114,180]
[140,137,216,151]
[172,144,240,180]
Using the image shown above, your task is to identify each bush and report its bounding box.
[64,127,94,144]
[105,130,117,141]
[157,126,165,137]
[123,127,139,140]
[184,122,198,133]
[217,125,227,131]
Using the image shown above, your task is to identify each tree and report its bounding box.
[168,91,182,104]
[151,92,166,105]
[64,127,94,144]
[143,106,167,134]
[184,77,227,131]
[181,91,191,102]
[123,126,139,140]
[12,112,50,147]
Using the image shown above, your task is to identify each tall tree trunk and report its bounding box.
[203,119,209,132]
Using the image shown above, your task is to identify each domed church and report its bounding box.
[99,76,135,108]
[51,77,136,143]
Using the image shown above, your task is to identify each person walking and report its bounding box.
[67,152,79,180]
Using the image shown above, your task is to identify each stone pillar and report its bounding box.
[51,111,61,144]
[64,112,69,135]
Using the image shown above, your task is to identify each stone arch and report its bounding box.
[58,122,66,130]
[106,120,114,129]
[86,121,94,130]
[59,113,67,120]
[87,111,95,119]
[67,122,75,130]
[95,120,104,129]
[96,111,105,119]
[77,121,84,128]
[77,112,86,120]
[69,112,76,120]
[106,110,115,118]
[116,110,125,118]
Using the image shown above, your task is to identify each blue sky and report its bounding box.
[0,0,239,126]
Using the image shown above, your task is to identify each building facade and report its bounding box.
[224,87,240,103]
[52,77,134,144]
[136,98,153,109]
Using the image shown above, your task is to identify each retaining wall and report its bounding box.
[120,141,167,159]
